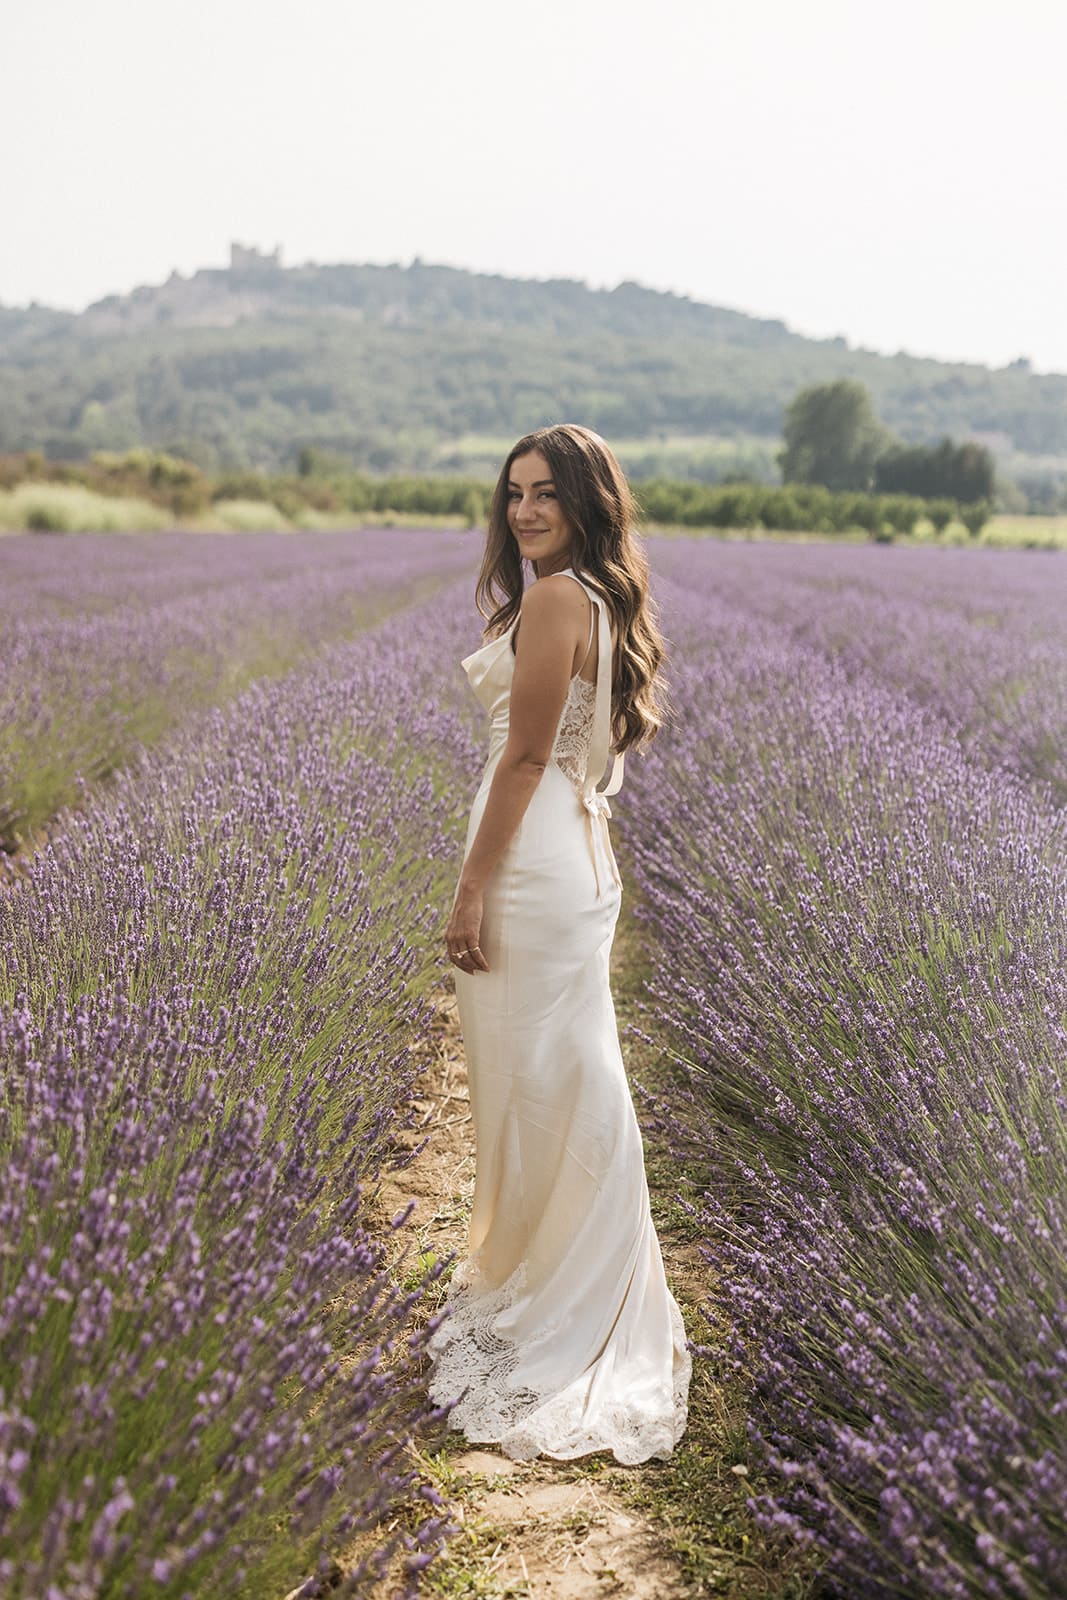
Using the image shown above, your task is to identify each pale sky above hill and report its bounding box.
[5,0,1066,372]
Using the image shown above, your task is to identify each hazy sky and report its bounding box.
[6,0,1066,372]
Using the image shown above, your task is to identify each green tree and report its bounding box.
[960,500,992,538]
[926,498,957,533]
[779,380,891,492]
[874,436,995,503]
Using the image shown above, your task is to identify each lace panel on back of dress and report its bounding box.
[551,675,597,794]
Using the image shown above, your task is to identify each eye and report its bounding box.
[538,490,556,500]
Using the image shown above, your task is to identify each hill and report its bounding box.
[2,246,1064,489]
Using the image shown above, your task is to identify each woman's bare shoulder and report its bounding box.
[521,571,589,614]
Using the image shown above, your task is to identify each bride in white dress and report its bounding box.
[428,424,691,1464]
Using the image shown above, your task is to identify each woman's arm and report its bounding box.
[447,575,588,971]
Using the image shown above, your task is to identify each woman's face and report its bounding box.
[506,449,575,576]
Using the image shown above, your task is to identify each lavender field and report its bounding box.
[1,531,485,1596]
[621,542,1067,1597]
[2,530,1066,1597]
[0,527,474,853]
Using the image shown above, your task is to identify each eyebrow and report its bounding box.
[508,478,555,488]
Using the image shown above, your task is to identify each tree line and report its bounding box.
[637,477,989,537]
[779,380,996,503]
[2,448,991,539]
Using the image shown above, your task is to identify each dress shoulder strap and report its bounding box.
[547,568,596,659]
[559,569,625,798]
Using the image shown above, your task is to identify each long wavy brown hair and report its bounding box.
[472,423,672,755]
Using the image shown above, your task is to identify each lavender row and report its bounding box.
[0,526,477,853]
[649,540,1067,803]
[0,579,486,1597]
[618,571,1067,1597]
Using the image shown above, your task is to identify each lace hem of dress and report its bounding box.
[426,1253,693,1466]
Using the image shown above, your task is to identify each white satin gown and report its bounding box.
[427,566,691,1464]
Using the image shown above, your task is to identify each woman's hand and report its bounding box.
[447,880,490,974]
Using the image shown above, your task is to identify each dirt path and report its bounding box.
[359,917,820,1599]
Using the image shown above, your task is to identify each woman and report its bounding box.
[427,424,691,1464]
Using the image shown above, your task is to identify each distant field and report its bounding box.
[979,512,1067,548]
[640,511,1067,549]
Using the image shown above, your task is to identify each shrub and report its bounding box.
[927,497,958,534]
[209,498,292,532]
[961,500,992,538]
[9,484,169,534]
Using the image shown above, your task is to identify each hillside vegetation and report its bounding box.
[1,447,1011,546]
[2,253,1065,498]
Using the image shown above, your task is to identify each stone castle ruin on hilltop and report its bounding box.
[229,242,282,273]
